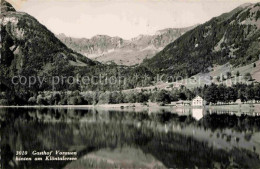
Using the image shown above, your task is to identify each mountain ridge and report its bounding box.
[56,25,196,65]
[142,2,260,77]
[0,0,98,91]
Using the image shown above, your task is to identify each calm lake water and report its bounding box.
[1,107,260,169]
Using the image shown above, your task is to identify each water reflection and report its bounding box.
[192,108,204,120]
[1,107,260,169]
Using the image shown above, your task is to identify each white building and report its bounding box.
[192,96,206,106]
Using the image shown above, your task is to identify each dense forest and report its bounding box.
[1,83,259,105]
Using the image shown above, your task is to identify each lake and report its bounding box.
[1,106,260,169]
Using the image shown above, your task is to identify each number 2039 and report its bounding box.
[16,151,28,156]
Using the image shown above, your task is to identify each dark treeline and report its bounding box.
[1,82,259,105]
[199,83,260,104]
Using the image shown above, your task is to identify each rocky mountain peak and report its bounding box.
[1,0,16,13]
[57,26,195,65]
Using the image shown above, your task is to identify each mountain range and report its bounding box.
[56,26,195,65]
[0,0,154,96]
[1,0,260,96]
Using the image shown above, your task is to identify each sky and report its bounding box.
[8,0,259,40]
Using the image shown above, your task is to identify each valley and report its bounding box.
[56,26,196,65]
[0,0,260,106]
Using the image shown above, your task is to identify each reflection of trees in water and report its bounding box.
[199,113,260,132]
[2,108,260,132]
[1,108,260,168]
[3,120,260,169]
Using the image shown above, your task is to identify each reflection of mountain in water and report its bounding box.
[65,146,166,169]
[1,108,260,169]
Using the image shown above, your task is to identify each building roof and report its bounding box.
[192,95,204,101]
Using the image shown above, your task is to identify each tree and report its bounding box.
[136,92,148,103]
[222,75,226,81]
[60,98,68,105]
[226,72,232,79]
[92,91,100,105]
[237,88,246,102]
[204,84,219,104]
[218,84,226,102]
[53,93,61,105]
[236,71,240,77]
[98,92,112,104]
[67,96,84,105]
[244,73,252,81]
[254,84,260,101]
[117,92,125,103]
[28,97,36,105]
[178,93,187,100]
[225,87,237,103]
[84,93,94,105]
[108,91,125,104]
[155,90,171,104]
[68,97,78,105]
[76,96,84,105]
[0,99,8,105]
[125,92,136,103]
[245,85,255,101]
[216,76,221,82]
[46,95,55,105]
[110,92,119,104]
[36,95,47,105]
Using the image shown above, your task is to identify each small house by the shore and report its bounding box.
[192,96,206,106]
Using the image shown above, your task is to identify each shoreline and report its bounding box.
[0,103,259,109]
[0,103,259,115]
[0,105,95,108]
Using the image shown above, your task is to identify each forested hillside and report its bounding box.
[0,1,97,84]
[0,0,155,105]
[142,3,260,77]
